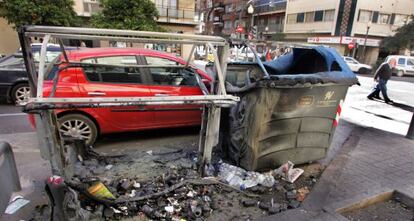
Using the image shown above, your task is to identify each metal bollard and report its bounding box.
[406,113,414,140]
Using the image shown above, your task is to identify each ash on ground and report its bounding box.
[58,147,323,221]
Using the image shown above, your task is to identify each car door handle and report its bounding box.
[88,91,106,96]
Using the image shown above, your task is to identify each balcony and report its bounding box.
[157,7,198,25]
[80,0,101,17]
[254,1,286,15]
[258,24,284,33]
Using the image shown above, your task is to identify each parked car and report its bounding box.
[342,56,372,74]
[0,44,74,104]
[385,55,414,77]
[31,48,212,145]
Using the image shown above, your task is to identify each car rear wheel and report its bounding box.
[358,68,370,75]
[397,70,404,77]
[58,114,98,146]
[11,83,30,104]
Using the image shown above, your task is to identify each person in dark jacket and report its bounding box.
[367,58,396,104]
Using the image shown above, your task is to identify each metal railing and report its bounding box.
[18,25,237,176]
[0,142,21,214]
[257,24,284,33]
[254,1,286,14]
[157,6,197,21]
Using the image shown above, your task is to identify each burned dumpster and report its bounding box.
[224,46,359,171]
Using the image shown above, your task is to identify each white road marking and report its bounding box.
[0,113,27,117]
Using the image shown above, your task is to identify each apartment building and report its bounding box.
[284,0,413,65]
[73,0,198,32]
[200,0,286,40]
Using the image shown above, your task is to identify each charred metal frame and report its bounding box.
[0,142,22,214]
[18,26,239,176]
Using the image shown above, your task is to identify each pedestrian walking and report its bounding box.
[367,58,396,104]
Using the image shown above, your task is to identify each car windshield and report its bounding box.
[0,55,25,69]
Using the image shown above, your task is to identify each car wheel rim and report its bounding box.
[15,86,30,103]
[59,119,92,142]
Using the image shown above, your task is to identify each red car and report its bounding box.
[32,48,211,145]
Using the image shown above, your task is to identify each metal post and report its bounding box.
[37,34,51,99]
[406,113,414,140]
[35,110,65,176]
[17,27,38,97]
[362,26,370,61]
[250,13,254,33]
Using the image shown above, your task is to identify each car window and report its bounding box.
[96,56,137,65]
[398,58,406,65]
[82,58,97,64]
[83,66,143,84]
[345,57,358,64]
[33,51,62,63]
[0,56,24,69]
[45,56,61,80]
[145,56,198,87]
[407,59,414,66]
[81,56,142,84]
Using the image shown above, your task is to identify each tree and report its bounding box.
[91,0,163,31]
[381,17,414,52]
[0,0,79,28]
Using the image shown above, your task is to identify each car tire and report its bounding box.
[358,68,369,75]
[58,114,98,146]
[397,70,404,77]
[11,83,30,104]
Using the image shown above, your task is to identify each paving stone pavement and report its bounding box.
[262,124,414,220]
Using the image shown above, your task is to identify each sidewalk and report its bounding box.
[262,124,414,220]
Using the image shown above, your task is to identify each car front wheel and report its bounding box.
[11,83,30,104]
[358,68,370,75]
[58,114,98,146]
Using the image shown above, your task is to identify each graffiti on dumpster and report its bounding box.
[316,91,338,107]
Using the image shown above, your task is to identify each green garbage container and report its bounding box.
[224,46,359,171]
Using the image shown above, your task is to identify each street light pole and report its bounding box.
[362,21,372,62]
[237,0,254,39]
[248,5,254,33]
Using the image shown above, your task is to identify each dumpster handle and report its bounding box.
[0,142,21,191]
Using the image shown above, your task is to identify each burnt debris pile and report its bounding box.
[58,148,320,220]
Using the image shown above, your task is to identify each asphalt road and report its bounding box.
[0,104,33,134]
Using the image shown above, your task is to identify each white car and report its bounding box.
[343,56,372,74]
[385,55,414,77]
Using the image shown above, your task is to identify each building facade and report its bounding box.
[200,0,286,40]
[284,0,413,65]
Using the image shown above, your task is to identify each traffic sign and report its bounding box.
[236,25,244,33]
[348,42,355,50]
